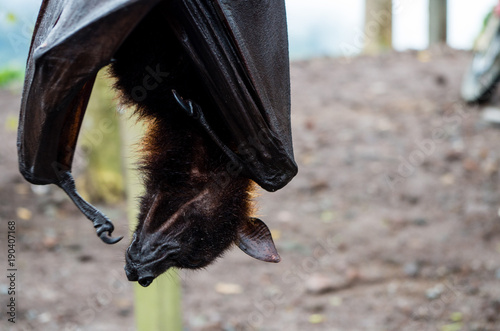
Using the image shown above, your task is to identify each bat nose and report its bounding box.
[124,265,138,282]
[138,276,155,287]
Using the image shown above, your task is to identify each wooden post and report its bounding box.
[120,111,183,331]
[429,0,447,44]
[79,70,124,203]
[364,0,393,54]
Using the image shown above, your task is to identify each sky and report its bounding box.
[0,0,497,65]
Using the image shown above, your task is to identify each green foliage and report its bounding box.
[6,12,17,24]
[483,9,493,30]
[0,67,23,88]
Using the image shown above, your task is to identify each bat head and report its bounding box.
[124,187,280,287]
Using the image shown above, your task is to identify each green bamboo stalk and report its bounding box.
[120,111,183,331]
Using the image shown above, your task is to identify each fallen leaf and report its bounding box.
[417,50,431,62]
[43,236,59,250]
[14,184,29,195]
[450,312,463,322]
[440,322,463,331]
[17,207,32,220]
[215,283,243,295]
[440,173,455,186]
[329,296,343,307]
[320,210,334,223]
[309,314,325,324]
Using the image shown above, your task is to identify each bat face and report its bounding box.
[124,182,246,287]
[19,0,296,286]
[125,178,280,287]
[121,117,253,286]
[125,186,281,287]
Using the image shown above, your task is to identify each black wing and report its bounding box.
[167,0,297,191]
[17,0,297,243]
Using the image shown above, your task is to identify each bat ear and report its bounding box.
[235,218,281,263]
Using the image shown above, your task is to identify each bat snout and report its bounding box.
[138,276,155,287]
[124,264,156,287]
[124,264,138,281]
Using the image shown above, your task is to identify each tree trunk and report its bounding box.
[78,70,124,203]
[429,0,447,45]
[364,0,393,54]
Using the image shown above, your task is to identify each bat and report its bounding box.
[18,0,297,287]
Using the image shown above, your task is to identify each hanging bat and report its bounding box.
[18,0,297,287]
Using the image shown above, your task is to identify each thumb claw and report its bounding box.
[172,89,189,111]
[96,223,122,244]
[172,89,199,118]
[99,232,123,245]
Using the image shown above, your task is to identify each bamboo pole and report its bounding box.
[120,110,183,331]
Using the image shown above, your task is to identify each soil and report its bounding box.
[2,47,500,331]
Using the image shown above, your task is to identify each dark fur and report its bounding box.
[110,3,253,282]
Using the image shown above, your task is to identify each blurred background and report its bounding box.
[3,1,500,331]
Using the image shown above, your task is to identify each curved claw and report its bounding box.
[99,232,123,245]
[96,224,123,245]
[172,89,198,118]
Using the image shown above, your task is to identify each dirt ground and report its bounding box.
[2,47,500,331]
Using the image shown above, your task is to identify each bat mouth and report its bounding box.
[124,243,180,286]
[138,276,155,287]
[124,266,155,287]
[124,263,158,287]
